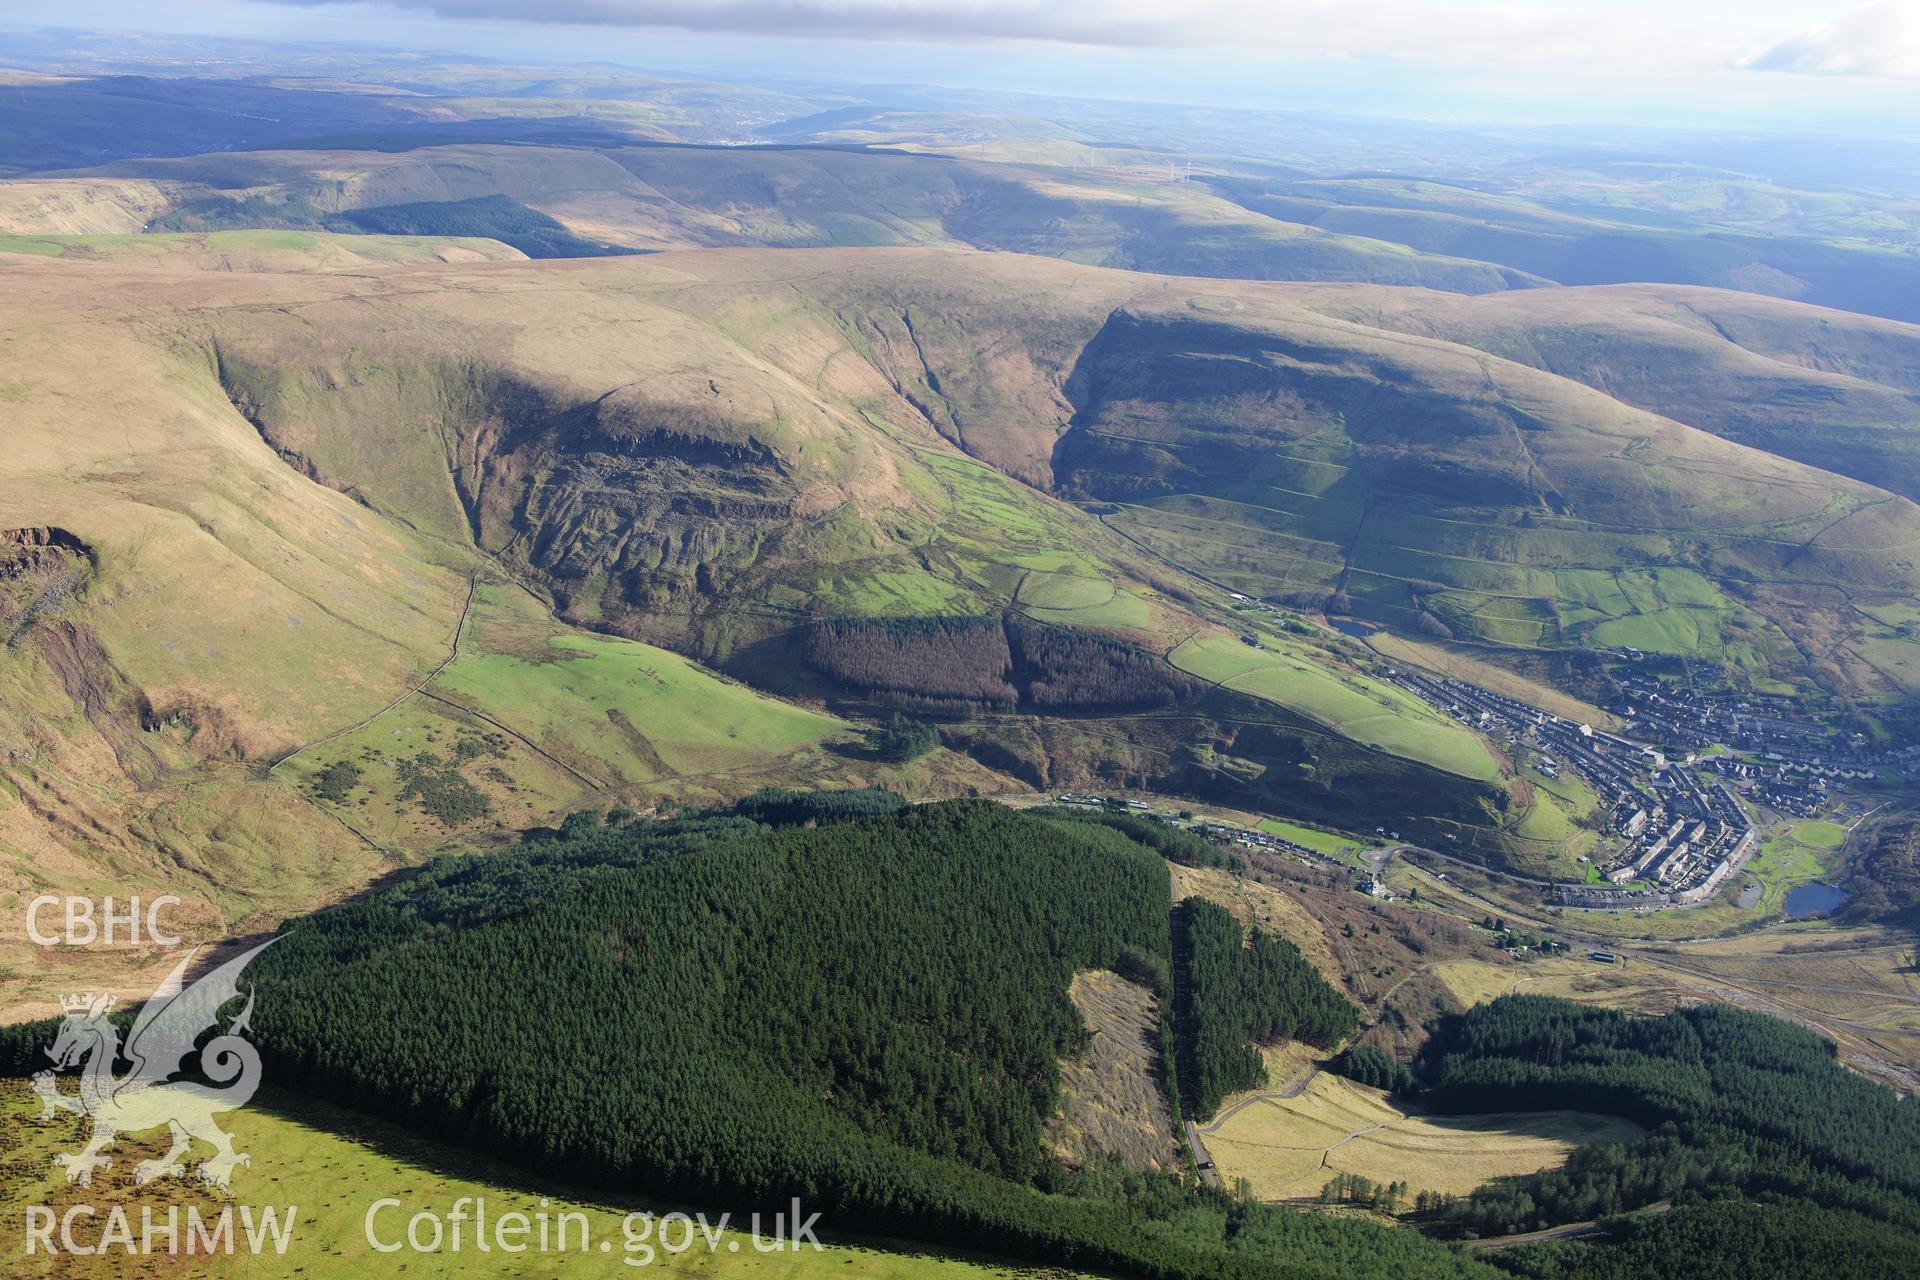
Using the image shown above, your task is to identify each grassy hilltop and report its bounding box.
[1290,282,1920,503]
[187,244,1920,696]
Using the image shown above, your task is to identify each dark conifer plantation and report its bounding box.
[1330,1043,1414,1093]
[53,799,1490,1280]
[1173,898,1358,1119]
[1419,995,1920,1275]
[803,613,1197,714]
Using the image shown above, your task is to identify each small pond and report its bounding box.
[1785,882,1850,920]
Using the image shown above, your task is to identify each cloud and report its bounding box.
[268,0,1216,46]
[1748,2,1920,78]
[255,0,1669,67]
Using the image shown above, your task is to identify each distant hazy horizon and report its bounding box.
[10,1,1920,137]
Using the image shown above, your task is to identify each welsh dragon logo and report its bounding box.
[31,940,274,1189]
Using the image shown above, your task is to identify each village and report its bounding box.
[1375,657,1913,911]
[1051,635,1903,917]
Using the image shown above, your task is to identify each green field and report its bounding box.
[1023,597,1154,629]
[1502,759,1601,873]
[279,583,849,848]
[801,429,1147,628]
[919,451,1056,541]
[1115,494,1793,672]
[1791,820,1849,850]
[434,634,840,781]
[1017,569,1118,611]
[1018,570,1155,629]
[0,1083,1058,1280]
[907,451,1154,627]
[1256,818,1370,857]
[1170,632,1501,781]
[809,565,978,616]
[1589,608,1725,655]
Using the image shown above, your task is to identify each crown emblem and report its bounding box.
[60,992,112,1015]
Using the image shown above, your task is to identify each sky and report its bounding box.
[18,0,1920,132]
